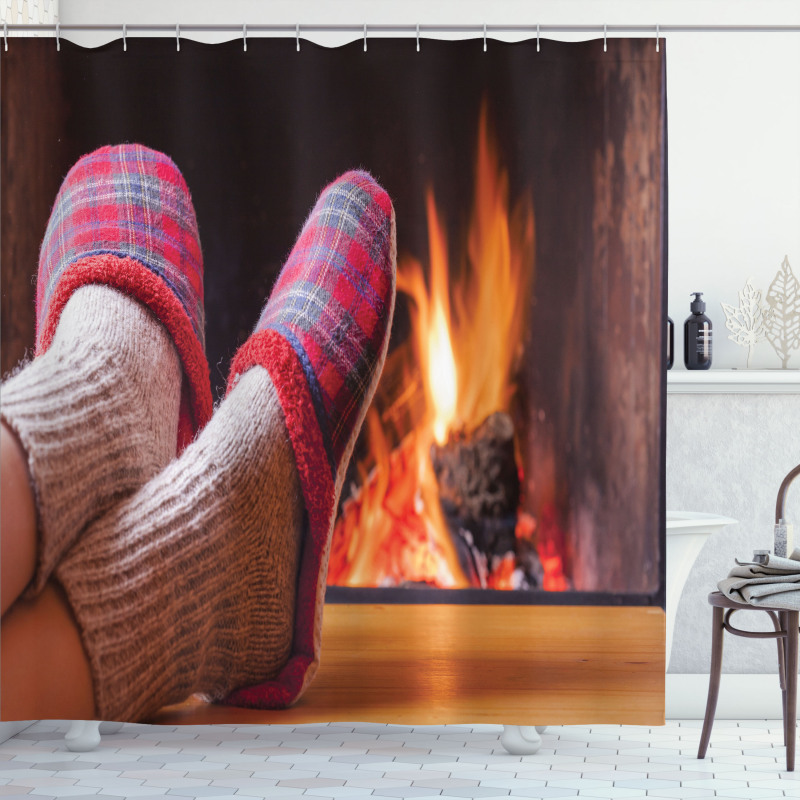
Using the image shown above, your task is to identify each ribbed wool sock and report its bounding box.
[1,285,183,597]
[55,366,302,721]
[54,169,396,719]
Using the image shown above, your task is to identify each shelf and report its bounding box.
[667,369,800,394]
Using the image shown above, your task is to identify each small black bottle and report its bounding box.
[684,292,712,370]
[666,317,674,370]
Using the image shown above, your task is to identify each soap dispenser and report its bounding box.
[684,292,712,370]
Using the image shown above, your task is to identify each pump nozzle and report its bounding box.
[690,292,706,314]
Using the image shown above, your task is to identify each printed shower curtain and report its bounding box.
[1,35,667,725]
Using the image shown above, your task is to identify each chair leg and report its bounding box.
[785,611,798,772]
[698,605,725,759]
[777,611,788,746]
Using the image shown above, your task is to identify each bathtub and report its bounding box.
[665,510,738,664]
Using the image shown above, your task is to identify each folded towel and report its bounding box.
[717,547,800,610]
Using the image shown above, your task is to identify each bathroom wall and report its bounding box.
[45,0,800,674]
[667,391,800,673]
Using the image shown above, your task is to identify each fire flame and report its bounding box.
[425,194,458,445]
[328,104,566,590]
[399,106,535,441]
[428,298,458,446]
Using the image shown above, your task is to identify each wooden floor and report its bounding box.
[152,604,665,726]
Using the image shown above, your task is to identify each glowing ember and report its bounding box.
[328,103,568,591]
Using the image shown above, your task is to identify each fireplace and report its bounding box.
[328,105,551,596]
[321,41,667,608]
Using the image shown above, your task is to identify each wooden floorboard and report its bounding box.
[152,604,665,726]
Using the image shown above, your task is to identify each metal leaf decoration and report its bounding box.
[721,278,772,368]
[765,255,800,369]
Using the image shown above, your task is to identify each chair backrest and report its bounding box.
[776,463,800,523]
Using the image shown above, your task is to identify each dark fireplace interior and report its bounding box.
[1,36,666,608]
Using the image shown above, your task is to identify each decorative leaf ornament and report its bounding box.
[765,256,800,369]
[720,278,772,368]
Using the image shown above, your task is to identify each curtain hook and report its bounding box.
[416,22,420,52]
[363,23,367,52]
[296,22,300,52]
[3,22,7,52]
[176,23,180,52]
[123,23,127,51]
[243,23,247,52]
[536,22,540,52]
[56,22,60,51]
[656,22,660,52]
[483,23,487,52]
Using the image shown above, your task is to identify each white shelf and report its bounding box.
[667,369,800,394]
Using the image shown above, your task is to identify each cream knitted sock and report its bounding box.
[55,366,303,722]
[1,285,182,597]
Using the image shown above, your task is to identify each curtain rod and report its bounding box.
[3,23,800,35]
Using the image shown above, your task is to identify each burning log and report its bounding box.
[430,411,543,588]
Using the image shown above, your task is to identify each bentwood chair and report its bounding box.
[697,463,800,772]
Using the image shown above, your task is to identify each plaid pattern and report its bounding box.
[255,170,395,475]
[37,144,205,351]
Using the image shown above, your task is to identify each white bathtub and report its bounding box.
[665,511,737,666]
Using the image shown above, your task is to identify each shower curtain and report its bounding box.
[1,35,667,725]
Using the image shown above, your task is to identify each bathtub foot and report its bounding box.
[64,720,101,752]
[500,725,542,755]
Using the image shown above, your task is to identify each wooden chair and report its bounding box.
[698,462,800,772]
[697,591,798,771]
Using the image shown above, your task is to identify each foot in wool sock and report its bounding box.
[55,170,396,719]
[2,285,182,596]
[56,367,302,720]
[1,144,210,598]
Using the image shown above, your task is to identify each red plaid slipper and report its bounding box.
[36,144,212,450]
[223,170,397,708]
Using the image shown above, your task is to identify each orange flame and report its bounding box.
[328,104,541,589]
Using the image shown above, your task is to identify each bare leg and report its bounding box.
[1,581,95,720]
[1,422,37,615]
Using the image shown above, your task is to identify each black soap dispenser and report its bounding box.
[684,292,712,370]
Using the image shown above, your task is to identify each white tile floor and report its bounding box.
[1,720,797,800]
